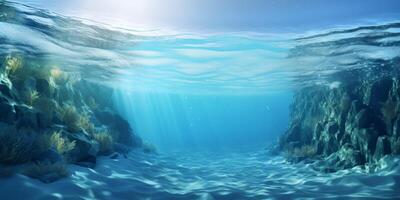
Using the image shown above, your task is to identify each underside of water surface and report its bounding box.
[0,1,400,200]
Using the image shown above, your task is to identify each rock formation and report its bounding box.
[279,73,400,172]
[0,55,142,182]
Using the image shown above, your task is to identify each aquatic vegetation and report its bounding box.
[22,162,69,183]
[49,131,76,155]
[3,55,23,76]
[35,131,76,157]
[0,125,36,164]
[58,105,96,133]
[24,89,40,106]
[58,104,81,132]
[78,112,95,135]
[94,130,114,155]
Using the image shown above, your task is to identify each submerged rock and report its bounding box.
[66,131,99,164]
[32,149,63,164]
[280,76,400,171]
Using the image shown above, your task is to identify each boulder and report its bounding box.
[32,149,63,164]
[95,110,142,147]
[65,131,99,166]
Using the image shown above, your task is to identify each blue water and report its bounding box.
[113,91,292,151]
[1,1,400,199]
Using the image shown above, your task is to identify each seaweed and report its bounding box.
[58,104,81,132]
[94,130,114,155]
[0,124,36,164]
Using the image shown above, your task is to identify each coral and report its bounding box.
[0,125,36,164]
[94,130,113,155]
[22,162,69,183]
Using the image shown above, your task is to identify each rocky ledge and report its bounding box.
[0,55,144,183]
[279,71,400,172]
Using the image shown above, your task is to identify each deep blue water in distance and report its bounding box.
[114,91,292,152]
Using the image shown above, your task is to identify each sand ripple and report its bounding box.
[0,150,399,200]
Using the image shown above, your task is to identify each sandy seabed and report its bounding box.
[1,150,399,200]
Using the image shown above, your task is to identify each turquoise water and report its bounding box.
[1,1,400,199]
[113,91,292,151]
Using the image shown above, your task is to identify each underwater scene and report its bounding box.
[0,0,400,199]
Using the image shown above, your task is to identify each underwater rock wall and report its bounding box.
[0,55,142,182]
[279,73,400,171]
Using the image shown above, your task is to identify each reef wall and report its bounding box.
[0,55,142,182]
[279,66,400,172]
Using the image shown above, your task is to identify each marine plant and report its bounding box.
[78,112,95,135]
[0,125,36,164]
[94,130,114,155]
[59,104,81,132]
[22,162,69,183]
[3,55,23,76]
[49,131,76,155]
[24,89,40,106]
